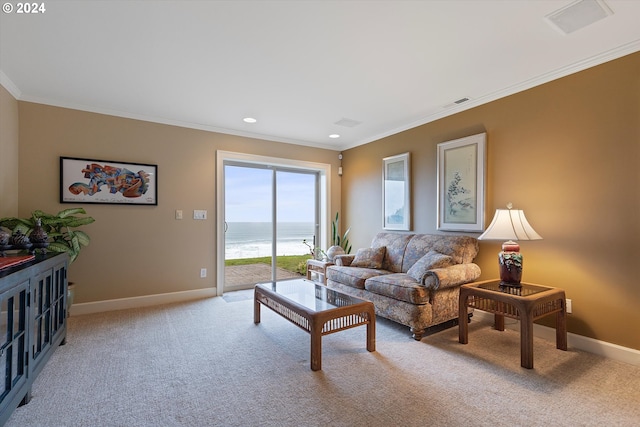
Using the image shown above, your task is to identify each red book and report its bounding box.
[0,254,36,270]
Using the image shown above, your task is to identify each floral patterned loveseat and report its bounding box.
[326,232,481,340]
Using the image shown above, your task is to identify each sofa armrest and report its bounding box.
[334,254,355,266]
[424,263,481,290]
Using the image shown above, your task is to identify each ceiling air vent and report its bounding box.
[443,97,471,109]
[545,0,613,35]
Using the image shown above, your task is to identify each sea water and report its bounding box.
[225,222,315,259]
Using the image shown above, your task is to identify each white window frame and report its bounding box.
[216,150,331,296]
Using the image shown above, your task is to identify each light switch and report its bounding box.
[175,210,183,220]
[193,210,207,220]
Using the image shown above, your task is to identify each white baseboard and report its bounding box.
[69,288,218,317]
[473,311,640,367]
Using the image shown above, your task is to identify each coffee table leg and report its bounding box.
[310,323,322,371]
[253,290,261,324]
[366,308,376,352]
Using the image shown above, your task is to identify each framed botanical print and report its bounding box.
[437,133,486,232]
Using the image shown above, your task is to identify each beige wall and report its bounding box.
[342,52,640,350]
[15,103,341,304]
[0,85,19,217]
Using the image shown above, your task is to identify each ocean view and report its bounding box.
[225,222,315,259]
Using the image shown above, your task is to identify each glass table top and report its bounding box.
[477,280,551,297]
[256,279,365,311]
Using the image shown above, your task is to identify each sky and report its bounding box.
[224,165,316,222]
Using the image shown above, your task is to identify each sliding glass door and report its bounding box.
[223,162,318,291]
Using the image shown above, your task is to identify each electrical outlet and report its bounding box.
[200,268,207,278]
[566,298,572,314]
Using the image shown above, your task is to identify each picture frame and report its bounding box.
[437,133,486,232]
[60,157,158,205]
[383,152,411,231]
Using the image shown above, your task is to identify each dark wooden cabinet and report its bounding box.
[0,253,68,425]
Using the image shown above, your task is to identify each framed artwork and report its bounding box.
[437,133,486,232]
[60,157,158,205]
[383,152,411,230]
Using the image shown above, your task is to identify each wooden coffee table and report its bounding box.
[459,279,567,369]
[254,278,375,371]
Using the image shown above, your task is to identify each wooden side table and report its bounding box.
[306,259,333,284]
[459,279,567,369]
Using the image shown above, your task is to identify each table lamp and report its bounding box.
[478,203,542,287]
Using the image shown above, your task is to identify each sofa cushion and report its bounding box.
[402,234,479,271]
[350,246,386,269]
[326,266,393,289]
[406,250,455,282]
[364,273,430,305]
[371,232,414,273]
[333,254,355,266]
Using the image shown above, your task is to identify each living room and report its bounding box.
[1,1,639,425]
[6,47,638,354]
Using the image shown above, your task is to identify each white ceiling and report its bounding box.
[1,1,639,151]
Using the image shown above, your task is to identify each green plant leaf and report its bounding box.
[0,218,19,229]
[32,210,55,220]
[73,230,91,247]
[66,217,95,227]
[328,212,352,254]
[70,233,81,254]
[47,241,73,253]
[342,227,351,240]
[57,208,88,218]
[0,217,33,230]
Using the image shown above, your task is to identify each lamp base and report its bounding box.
[498,241,523,287]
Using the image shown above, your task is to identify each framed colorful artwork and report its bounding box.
[437,133,486,232]
[383,152,411,231]
[60,157,158,205]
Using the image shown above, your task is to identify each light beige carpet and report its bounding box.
[7,291,639,426]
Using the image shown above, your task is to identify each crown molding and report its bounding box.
[15,94,340,151]
[341,39,640,151]
[4,38,639,153]
[0,70,21,99]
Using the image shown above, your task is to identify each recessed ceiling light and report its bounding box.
[329,134,340,139]
[243,117,257,123]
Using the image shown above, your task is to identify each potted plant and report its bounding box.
[326,212,352,261]
[0,208,95,313]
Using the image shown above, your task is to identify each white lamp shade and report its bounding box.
[478,209,542,241]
